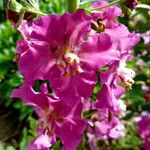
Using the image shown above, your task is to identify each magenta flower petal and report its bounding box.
[16,40,28,55]
[16,10,98,99]
[109,122,125,138]
[18,45,56,80]
[95,83,120,112]
[30,9,91,47]
[79,33,119,70]
[18,20,33,40]
[55,102,86,150]
[137,113,150,139]
[137,112,150,150]
[87,109,125,141]
[90,0,122,21]
[12,83,49,112]
[48,66,97,99]
[12,82,86,149]
[27,134,52,150]
[105,24,140,52]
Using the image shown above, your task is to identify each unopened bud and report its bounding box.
[8,0,22,13]
[91,19,105,33]
[125,0,138,9]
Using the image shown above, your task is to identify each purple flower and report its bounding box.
[141,30,150,45]
[102,59,136,89]
[87,109,125,149]
[125,0,138,9]
[90,1,140,53]
[15,20,34,62]
[136,112,150,150]
[17,9,118,98]
[82,100,125,144]
[94,29,139,112]
[27,134,52,150]
[94,59,135,114]
[105,24,140,53]
[90,0,122,35]
[9,1,141,149]
[12,83,86,150]
[90,0,122,23]
[137,112,150,139]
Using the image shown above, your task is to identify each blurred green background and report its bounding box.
[0,0,150,149]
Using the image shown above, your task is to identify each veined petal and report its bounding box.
[48,66,97,99]
[55,102,86,150]
[27,134,52,150]
[95,83,120,112]
[18,44,56,81]
[79,33,119,70]
[30,9,91,47]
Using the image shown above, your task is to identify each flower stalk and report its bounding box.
[90,0,120,11]
[22,8,47,16]
[8,0,47,16]
[66,0,80,13]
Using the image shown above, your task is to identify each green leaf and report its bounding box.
[0,63,10,79]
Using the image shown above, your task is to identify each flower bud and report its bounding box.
[6,0,41,25]
[125,0,138,9]
[7,0,22,13]
[91,19,105,33]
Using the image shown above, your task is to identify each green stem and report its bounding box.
[66,0,80,13]
[16,11,25,28]
[90,0,120,11]
[23,8,47,16]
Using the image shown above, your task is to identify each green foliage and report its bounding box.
[0,21,23,105]
[40,0,65,14]
[130,9,150,33]
[19,116,36,150]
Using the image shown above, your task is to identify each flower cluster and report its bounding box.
[136,112,150,150]
[12,1,139,149]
